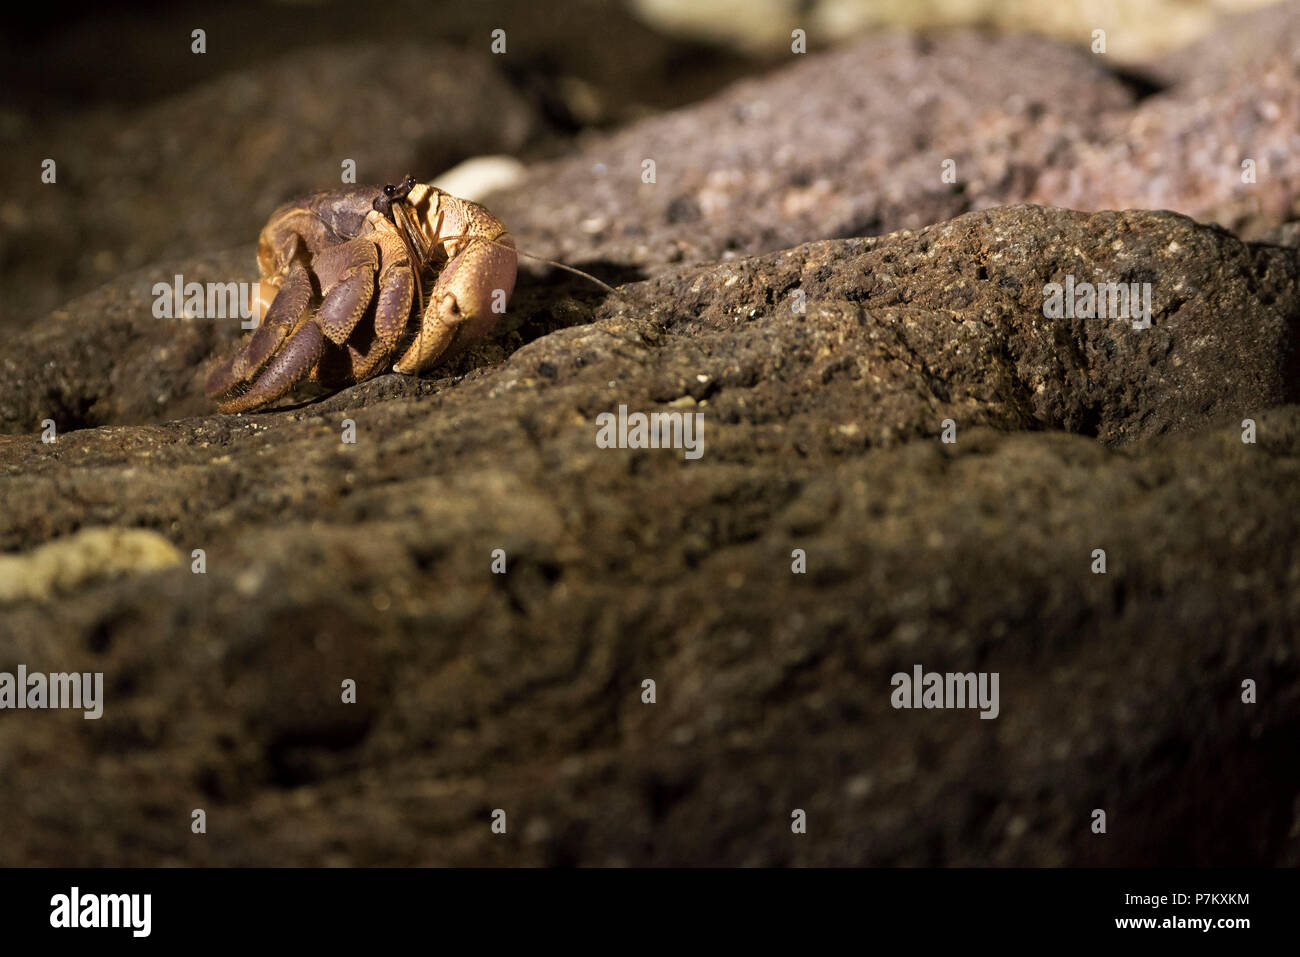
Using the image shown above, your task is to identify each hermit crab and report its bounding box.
[205,175,518,413]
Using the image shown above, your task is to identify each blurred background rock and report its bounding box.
[632,0,1280,61]
[0,0,1290,330]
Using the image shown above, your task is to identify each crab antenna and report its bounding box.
[434,232,617,294]
[511,245,617,295]
[392,201,431,268]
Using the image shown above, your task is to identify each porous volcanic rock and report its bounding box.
[491,12,1300,272]
[3,206,1296,440]
[1,204,1297,865]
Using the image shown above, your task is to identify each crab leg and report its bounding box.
[314,216,416,388]
[204,258,313,400]
[312,239,379,345]
[372,220,417,348]
[216,314,326,414]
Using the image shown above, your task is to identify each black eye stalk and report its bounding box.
[373,174,418,220]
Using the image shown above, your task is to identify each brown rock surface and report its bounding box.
[2,205,1297,865]
[490,9,1300,272]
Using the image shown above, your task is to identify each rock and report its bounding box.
[631,0,1275,62]
[0,248,250,433]
[3,205,1295,441]
[432,156,529,204]
[489,32,1138,275]
[0,528,181,602]
[1028,53,1300,239]
[489,19,1300,278]
[10,7,1300,330]
[607,206,1300,446]
[0,203,1297,864]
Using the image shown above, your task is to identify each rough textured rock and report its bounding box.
[0,249,246,434]
[1028,53,1300,240]
[1,204,1298,865]
[491,17,1300,276]
[3,206,1296,440]
[490,32,1139,275]
[2,405,1298,866]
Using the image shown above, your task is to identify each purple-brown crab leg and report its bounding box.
[204,258,313,401]
[312,238,379,346]
[215,315,326,414]
[213,235,384,413]
[315,215,416,388]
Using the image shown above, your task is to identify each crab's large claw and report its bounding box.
[393,204,516,376]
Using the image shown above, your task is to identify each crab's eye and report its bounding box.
[384,184,396,196]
